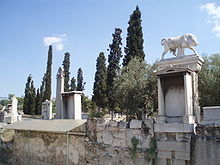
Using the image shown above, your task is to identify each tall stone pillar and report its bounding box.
[183,73,194,124]
[11,96,18,115]
[157,78,166,123]
[56,67,64,119]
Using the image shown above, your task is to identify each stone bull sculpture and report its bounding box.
[161,33,198,59]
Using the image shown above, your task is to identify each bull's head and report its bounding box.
[190,34,199,46]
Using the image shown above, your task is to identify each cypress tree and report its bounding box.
[23,74,32,114]
[92,52,107,110]
[62,52,71,91]
[70,77,76,91]
[76,68,85,91]
[29,80,36,115]
[43,45,53,101]
[123,6,145,66]
[107,28,122,114]
[40,74,46,100]
[35,88,41,115]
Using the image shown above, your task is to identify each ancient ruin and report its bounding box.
[41,100,52,120]
[0,96,22,124]
[56,67,83,119]
[1,35,220,165]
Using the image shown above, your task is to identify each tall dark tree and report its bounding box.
[70,77,76,91]
[76,68,85,91]
[62,52,71,91]
[92,52,108,110]
[29,80,36,115]
[107,28,122,115]
[43,45,53,101]
[40,74,46,100]
[23,74,32,114]
[35,88,41,115]
[123,6,145,66]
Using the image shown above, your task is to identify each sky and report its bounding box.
[0,0,220,98]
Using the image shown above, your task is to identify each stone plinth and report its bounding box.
[154,123,194,133]
[42,100,52,120]
[202,106,220,125]
[157,54,204,72]
[61,91,83,119]
[156,54,204,124]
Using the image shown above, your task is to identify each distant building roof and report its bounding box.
[3,119,87,133]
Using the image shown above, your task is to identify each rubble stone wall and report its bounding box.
[85,118,154,165]
[192,125,220,165]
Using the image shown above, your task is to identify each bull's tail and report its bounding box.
[161,39,166,45]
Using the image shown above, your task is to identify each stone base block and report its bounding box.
[157,150,171,159]
[17,115,22,121]
[156,116,166,123]
[157,141,190,152]
[130,119,142,129]
[173,159,186,165]
[156,158,167,165]
[154,123,194,133]
[4,116,17,124]
[183,115,195,124]
[157,54,204,72]
[175,151,190,160]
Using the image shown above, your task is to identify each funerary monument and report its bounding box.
[41,100,52,119]
[56,67,82,119]
[3,96,22,124]
[155,33,204,165]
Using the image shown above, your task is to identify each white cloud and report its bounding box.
[43,34,66,51]
[200,3,220,37]
[55,43,64,51]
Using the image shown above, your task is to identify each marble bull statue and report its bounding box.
[161,33,198,59]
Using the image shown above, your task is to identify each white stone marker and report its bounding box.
[42,100,52,120]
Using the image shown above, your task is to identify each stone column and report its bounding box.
[56,67,64,119]
[11,96,18,115]
[183,73,194,124]
[73,93,82,120]
[157,78,166,123]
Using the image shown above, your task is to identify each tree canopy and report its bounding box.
[76,68,85,91]
[199,54,220,107]
[43,45,53,101]
[92,52,108,110]
[114,57,157,121]
[62,52,71,92]
[123,6,145,66]
[107,28,122,113]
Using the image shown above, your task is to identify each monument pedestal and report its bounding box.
[155,54,203,165]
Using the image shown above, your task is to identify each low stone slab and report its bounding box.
[157,141,190,152]
[172,159,186,165]
[130,120,142,129]
[154,123,194,133]
[175,151,190,160]
[156,158,167,165]
[157,150,171,159]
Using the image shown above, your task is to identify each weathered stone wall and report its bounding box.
[3,119,220,165]
[85,118,154,165]
[10,131,86,165]
[192,125,220,165]
[5,118,154,165]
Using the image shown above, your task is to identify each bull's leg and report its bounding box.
[162,49,168,59]
[189,47,198,55]
[177,47,184,57]
[172,49,177,56]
